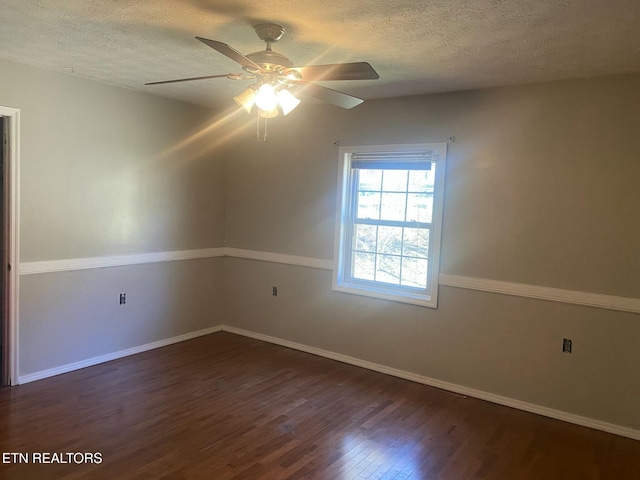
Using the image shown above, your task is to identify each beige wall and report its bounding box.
[224,74,640,430]
[0,59,227,261]
[20,259,222,374]
[0,58,227,375]
[3,55,639,432]
[226,75,640,297]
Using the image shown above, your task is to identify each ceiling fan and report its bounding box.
[145,23,379,119]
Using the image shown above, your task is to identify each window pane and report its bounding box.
[403,228,429,259]
[401,257,428,288]
[337,146,445,306]
[377,226,402,255]
[357,192,380,220]
[408,166,435,192]
[382,170,408,192]
[375,254,401,284]
[406,193,433,223]
[353,252,375,281]
[354,224,377,252]
[358,169,382,191]
[380,192,406,221]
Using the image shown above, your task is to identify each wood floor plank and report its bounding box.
[1,332,639,479]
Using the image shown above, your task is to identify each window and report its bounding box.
[333,143,447,307]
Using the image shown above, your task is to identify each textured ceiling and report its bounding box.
[1,0,640,108]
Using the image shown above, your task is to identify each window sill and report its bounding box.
[332,283,438,308]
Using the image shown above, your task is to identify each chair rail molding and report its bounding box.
[19,247,640,314]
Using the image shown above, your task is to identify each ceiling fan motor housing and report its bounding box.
[244,24,293,73]
[245,49,293,72]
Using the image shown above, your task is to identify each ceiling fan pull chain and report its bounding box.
[255,116,269,142]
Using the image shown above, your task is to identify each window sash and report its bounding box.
[333,143,447,308]
[344,226,434,292]
[345,165,434,293]
[353,218,432,229]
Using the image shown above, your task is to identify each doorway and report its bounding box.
[0,116,4,383]
[1,116,4,383]
[0,105,20,386]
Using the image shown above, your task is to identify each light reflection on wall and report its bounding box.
[339,433,422,478]
[108,168,140,247]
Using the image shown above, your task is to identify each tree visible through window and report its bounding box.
[333,144,446,307]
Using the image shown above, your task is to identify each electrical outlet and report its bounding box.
[119,293,126,305]
[272,286,278,297]
[562,338,572,353]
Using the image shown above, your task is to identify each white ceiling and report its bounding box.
[1,0,639,108]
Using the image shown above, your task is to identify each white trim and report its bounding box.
[332,143,447,309]
[225,247,333,270]
[18,247,640,314]
[20,247,226,275]
[18,325,222,384]
[1,105,20,386]
[16,324,640,440]
[332,283,435,307]
[439,274,640,315]
[222,326,640,441]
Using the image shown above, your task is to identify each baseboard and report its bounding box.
[221,325,640,441]
[15,324,640,440]
[18,325,223,384]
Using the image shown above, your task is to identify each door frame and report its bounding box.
[0,105,20,386]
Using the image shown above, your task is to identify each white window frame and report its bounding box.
[332,143,447,307]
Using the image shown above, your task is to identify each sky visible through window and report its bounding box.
[351,166,435,288]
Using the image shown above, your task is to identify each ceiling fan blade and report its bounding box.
[196,37,266,73]
[295,83,364,109]
[145,73,240,86]
[288,62,379,82]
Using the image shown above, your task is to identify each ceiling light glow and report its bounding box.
[255,84,278,111]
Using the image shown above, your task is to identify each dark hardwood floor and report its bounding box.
[0,332,638,479]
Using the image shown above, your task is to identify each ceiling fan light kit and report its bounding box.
[233,85,257,114]
[146,23,379,137]
[276,88,301,115]
[255,84,279,112]
[233,82,301,118]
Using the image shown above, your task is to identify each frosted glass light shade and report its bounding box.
[255,84,278,111]
[276,89,301,115]
[233,87,256,113]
